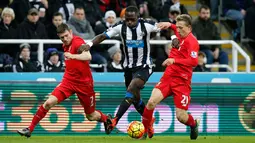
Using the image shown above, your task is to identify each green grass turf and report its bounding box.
[1,136,255,143]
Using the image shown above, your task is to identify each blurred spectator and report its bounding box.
[162,0,188,19]
[192,5,229,72]
[196,0,218,21]
[223,0,246,41]
[44,48,65,72]
[17,8,48,52]
[13,43,42,72]
[193,51,209,72]
[107,45,123,72]
[0,7,18,57]
[29,0,48,24]
[73,0,103,29]
[46,12,64,51]
[67,7,95,39]
[139,1,150,18]
[10,0,31,24]
[0,53,13,72]
[160,5,180,40]
[46,12,63,39]
[47,0,74,23]
[245,0,255,63]
[196,0,210,9]
[94,10,117,35]
[161,4,181,24]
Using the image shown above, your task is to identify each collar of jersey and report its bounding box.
[130,19,140,30]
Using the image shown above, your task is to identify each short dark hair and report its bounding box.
[53,12,63,19]
[56,23,71,34]
[75,6,84,12]
[125,6,139,15]
[199,5,210,12]
[176,14,192,26]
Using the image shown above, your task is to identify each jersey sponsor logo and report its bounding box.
[126,40,144,48]
[190,51,197,58]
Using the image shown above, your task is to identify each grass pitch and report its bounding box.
[1,136,254,143]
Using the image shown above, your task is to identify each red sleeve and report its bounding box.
[73,37,85,53]
[170,24,181,39]
[174,40,199,67]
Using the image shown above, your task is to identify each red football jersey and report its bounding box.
[165,24,199,82]
[62,35,93,84]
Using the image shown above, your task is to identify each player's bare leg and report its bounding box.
[86,110,112,134]
[142,88,164,139]
[17,95,58,138]
[176,108,200,140]
[107,78,146,134]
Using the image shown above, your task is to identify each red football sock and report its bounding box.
[29,105,48,132]
[142,106,154,131]
[97,110,107,122]
[185,114,196,127]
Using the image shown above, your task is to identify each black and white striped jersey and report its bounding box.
[104,19,160,69]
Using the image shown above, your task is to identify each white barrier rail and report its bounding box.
[0,39,250,72]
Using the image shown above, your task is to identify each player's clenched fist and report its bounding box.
[64,52,73,59]
[172,38,180,49]
[162,58,175,66]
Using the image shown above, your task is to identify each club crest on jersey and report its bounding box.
[190,51,197,58]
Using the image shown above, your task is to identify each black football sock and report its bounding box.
[133,99,145,116]
[115,92,133,123]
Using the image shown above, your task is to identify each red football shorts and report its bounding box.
[155,74,191,110]
[51,80,95,114]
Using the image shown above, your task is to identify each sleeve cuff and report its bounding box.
[171,35,177,40]
[103,32,110,39]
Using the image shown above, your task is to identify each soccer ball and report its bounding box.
[127,121,145,139]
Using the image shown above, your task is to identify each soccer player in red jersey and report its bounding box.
[17,23,110,138]
[142,14,200,139]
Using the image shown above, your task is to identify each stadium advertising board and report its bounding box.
[0,82,254,136]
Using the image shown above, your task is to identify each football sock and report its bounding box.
[29,105,48,132]
[142,106,154,131]
[115,92,133,123]
[185,114,196,128]
[96,110,107,122]
[133,99,145,115]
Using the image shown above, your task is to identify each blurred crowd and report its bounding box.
[0,0,254,73]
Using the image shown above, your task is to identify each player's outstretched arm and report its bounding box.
[64,51,92,61]
[157,22,171,30]
[77,33,107,54]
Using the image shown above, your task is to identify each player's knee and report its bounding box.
[43,101,54,110]
[127,84,138,93]
[147,99,157,110]
[43,96,58,110]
